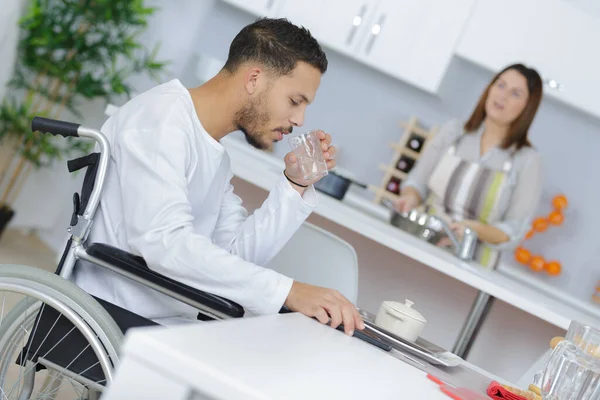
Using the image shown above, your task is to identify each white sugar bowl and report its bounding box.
[375,299,426,342]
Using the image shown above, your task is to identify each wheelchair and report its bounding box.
[0,117,251,399]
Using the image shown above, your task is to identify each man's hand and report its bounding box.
[284,281,364,336]
[284,130,336,195]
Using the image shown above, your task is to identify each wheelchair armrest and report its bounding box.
[85,243,245,319]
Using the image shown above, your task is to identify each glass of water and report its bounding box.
[541,321,600,399]
[566,321,600,358]
[288,130,328,181]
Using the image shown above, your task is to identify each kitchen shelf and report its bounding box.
[400,121,429,138]
[367,184,400,203]
[370,116,438,204]
[378,165,408,180]
[389,144,421,159]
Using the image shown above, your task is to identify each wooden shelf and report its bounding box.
[368,185,401,202]
[400,121,429,137]
[378,164,407,180]
[389,144,421,159]
[370,116,438,205]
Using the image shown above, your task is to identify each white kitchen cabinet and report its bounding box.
[456,0,600,119]
[220,0,476,94]
[276,0,380,59]
[220,0,285,18]
[353,0,477,93]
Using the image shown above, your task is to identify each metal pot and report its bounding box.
[313,170,367,200]
[389,209,444,245]
[386,203,479,261]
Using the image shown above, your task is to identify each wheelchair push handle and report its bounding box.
[31,116,80,138]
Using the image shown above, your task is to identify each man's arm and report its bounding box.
[213,131,338,267]
[114,105,293,316]
[211,171,317,268]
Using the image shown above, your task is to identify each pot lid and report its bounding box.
[383,299,426,323]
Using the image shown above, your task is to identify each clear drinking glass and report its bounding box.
[565,321,600,358]
[287,130,328,181]
[541,321,600,399]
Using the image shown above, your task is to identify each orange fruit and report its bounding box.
[545,261,561,276]
[533,217,548,232]
[525,230,535,240]
[530,255,545,272]
[548,211,564,225]
[515,247,532,264]
[552,195,568,211]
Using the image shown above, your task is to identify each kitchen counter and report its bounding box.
[103,313,506,400]
[221,135,600,332]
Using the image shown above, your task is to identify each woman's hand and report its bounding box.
[437,219,510,247]
[393,188,421,214]
[437,222,467,248]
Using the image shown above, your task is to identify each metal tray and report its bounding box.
[358,308,462,367]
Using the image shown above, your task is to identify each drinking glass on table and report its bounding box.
[288,130,329,181]
[541,321,600,399]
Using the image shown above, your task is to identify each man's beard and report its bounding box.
[234,94,293,150]
[234,94,271,150]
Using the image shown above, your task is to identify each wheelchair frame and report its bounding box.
[0,116,251,397]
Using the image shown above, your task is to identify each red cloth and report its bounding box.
[427,374,491,400]
[440,385,490,400]
[487,381,529,400]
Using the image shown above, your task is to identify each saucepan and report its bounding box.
[382,200,478,261]
[313,170,368,200]
[381,199,444,244]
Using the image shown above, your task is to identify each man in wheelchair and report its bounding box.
[0,17,366,398]
[72,17,364,334]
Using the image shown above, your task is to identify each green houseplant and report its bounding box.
[0,0,166,239]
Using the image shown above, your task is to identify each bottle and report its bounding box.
[407,134,425,153]
[396,155,416,173]
[386,177,402,195]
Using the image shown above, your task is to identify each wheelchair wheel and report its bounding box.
[0,264,123,399]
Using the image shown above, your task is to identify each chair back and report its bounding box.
[266,222,359,304]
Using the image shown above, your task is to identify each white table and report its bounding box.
[103,313,507,400]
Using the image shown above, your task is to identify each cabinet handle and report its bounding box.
[365,14,386,55]
[266,0,276,10]
[346,4,368,46]
[544,78,563,91]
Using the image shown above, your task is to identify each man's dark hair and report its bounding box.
[223,17,328,76]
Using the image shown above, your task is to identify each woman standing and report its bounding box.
[394,64,544,269]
